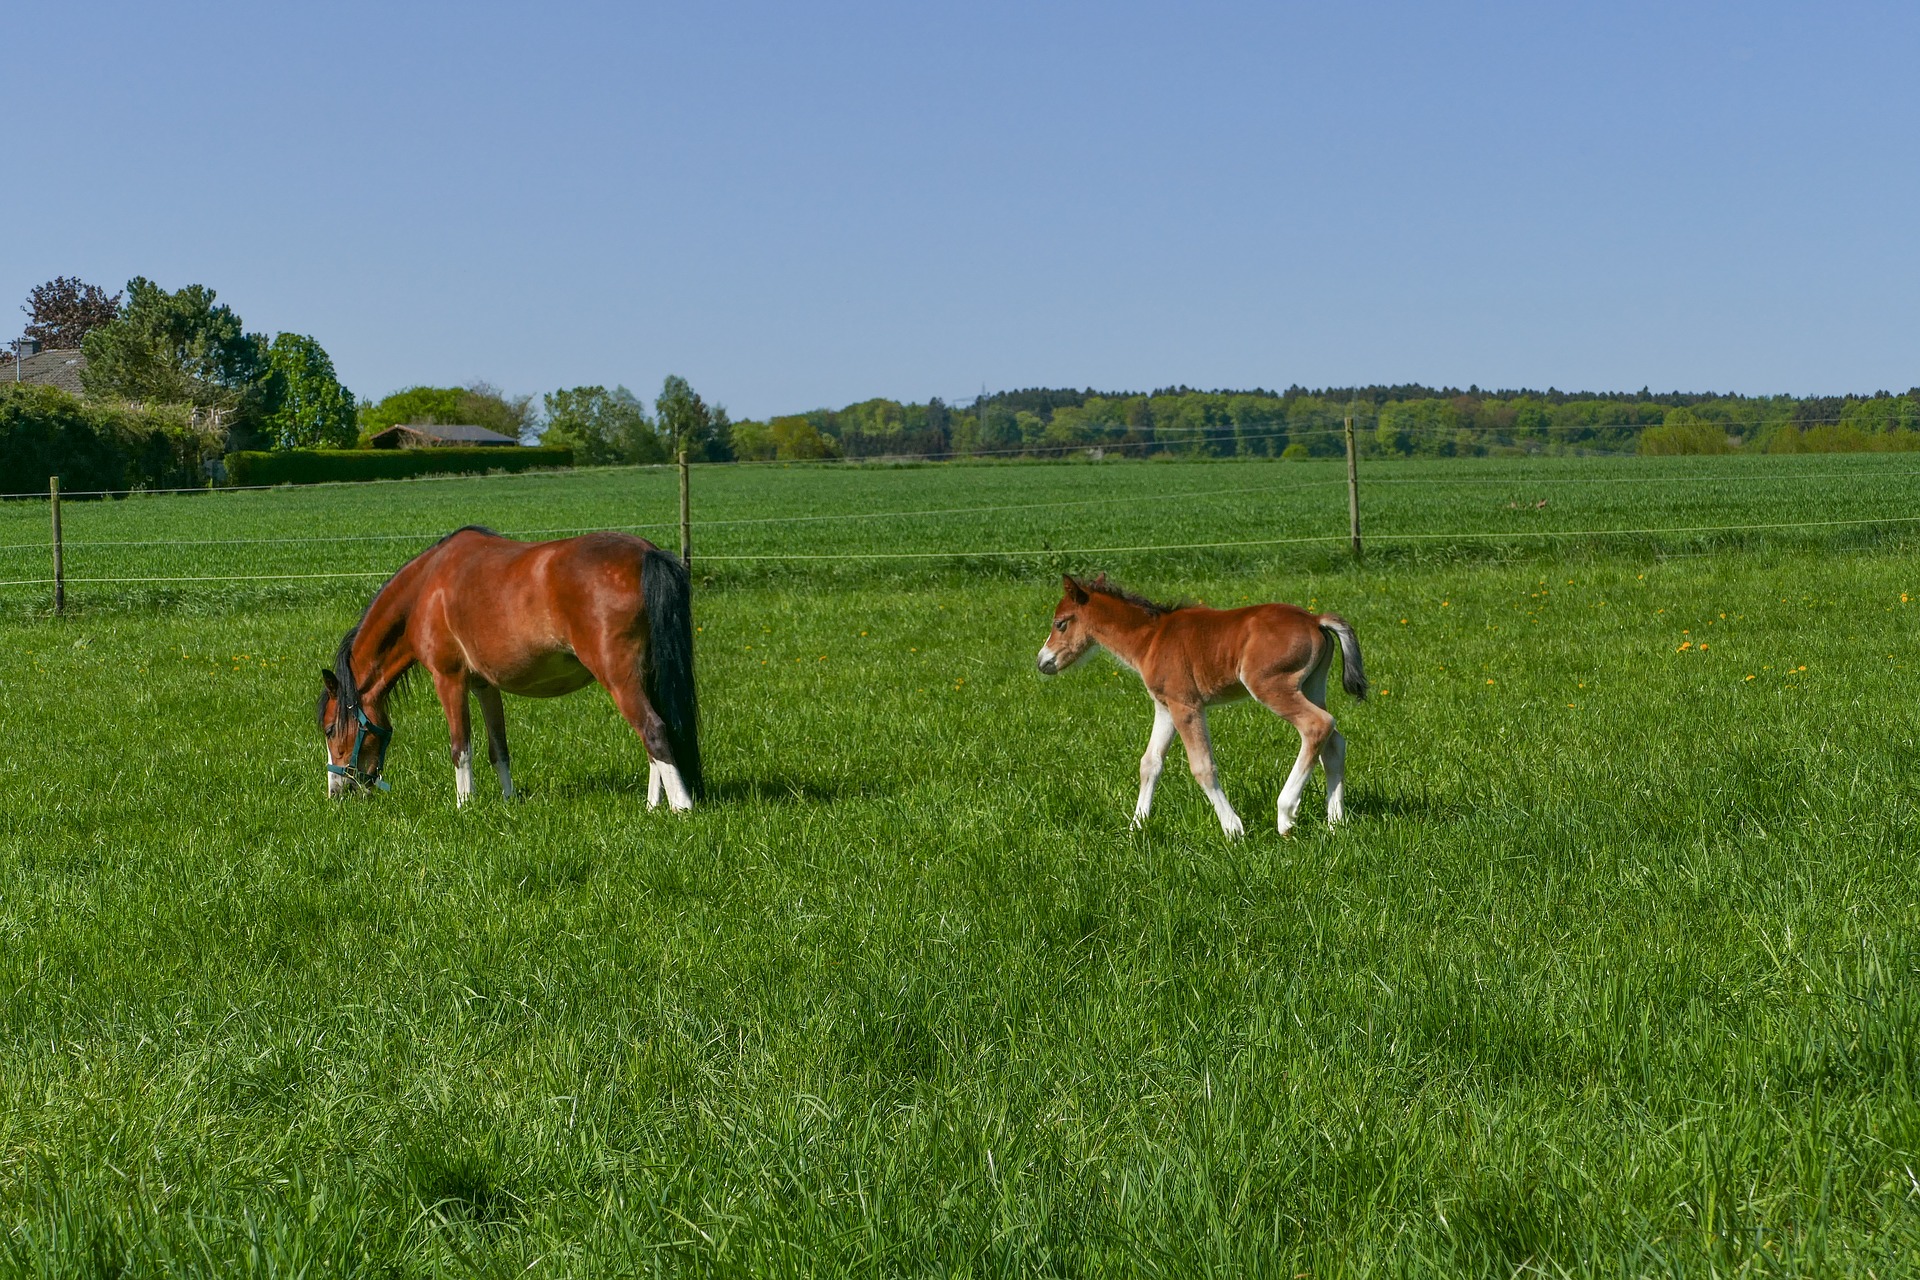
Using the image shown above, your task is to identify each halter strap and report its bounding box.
[328,701,393,791]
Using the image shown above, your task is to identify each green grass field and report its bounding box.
[2,454,1919,1276]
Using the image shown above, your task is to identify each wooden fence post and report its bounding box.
[50,475,64,616]
[678,447,691,573]
[1343,415,1362,561]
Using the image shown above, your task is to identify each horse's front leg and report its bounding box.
[1133,700,1177,828]
[431,672,474,806]
[475,682,514,800]
[1172,703,1244,839]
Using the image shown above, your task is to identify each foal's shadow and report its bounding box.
[1341,783,1466,824]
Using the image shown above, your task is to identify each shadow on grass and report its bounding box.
[1344,783,1468,823]
[539,770,892,806]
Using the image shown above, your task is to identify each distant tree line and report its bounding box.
[12,271,1918,489]
[724,385,1920,461]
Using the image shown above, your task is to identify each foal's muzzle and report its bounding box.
[1037,644,1059,676]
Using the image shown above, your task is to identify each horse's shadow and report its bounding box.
[540,770,887,807]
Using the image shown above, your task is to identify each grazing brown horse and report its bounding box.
[1036,575,1365,837]
[318,526,702,809]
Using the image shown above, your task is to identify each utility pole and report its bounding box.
[1343,414,1362,561]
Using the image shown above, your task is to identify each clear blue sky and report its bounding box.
[5,2,1916,418]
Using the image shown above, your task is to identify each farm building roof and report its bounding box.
[3,347,88,395]
[368,422,521,448]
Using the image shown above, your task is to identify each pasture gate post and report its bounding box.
[49,475,64,616]
[678,447,691,573]
[1343,415,1362,561]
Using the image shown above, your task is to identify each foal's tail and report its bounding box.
[1318,614,1368,699]
[642,549,705,801]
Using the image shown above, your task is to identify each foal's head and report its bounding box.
[317,668,392,796]
[1037,575,1100,675]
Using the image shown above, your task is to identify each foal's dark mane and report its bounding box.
[323,526,500,725]
[1084,575,1186,618]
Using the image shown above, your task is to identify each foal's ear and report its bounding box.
[320,669,340,695]
[1063,574,1090,605]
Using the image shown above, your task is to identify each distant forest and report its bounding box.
[728,384,1920,462]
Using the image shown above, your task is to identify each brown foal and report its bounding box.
[1036,575,1366,837]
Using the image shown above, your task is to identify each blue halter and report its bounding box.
[328,702,393,791]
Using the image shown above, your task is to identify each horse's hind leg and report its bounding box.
[475,683,515,799]
[1300,646,1347,826]
[591,661,693,811]
[1322,727,1347,826]
[1248,668,1334,835]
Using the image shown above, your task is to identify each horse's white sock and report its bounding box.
[655,761,694,811]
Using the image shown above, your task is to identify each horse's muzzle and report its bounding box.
[1037,645,1059,676]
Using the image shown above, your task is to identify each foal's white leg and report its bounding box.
[1321,729,1347,827]
[1175,707,1244,839]
[647,760,663,810]
[1275,652,1336,834]
[1134,701,1177,828]
[1275,734,1318,835]
[653,759,694,812]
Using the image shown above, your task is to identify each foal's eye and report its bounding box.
[1055,619,1069,632]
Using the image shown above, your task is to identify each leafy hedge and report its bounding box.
[1,384,220,495]
[224,446,573,486]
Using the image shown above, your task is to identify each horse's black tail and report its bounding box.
[642,549,704,801]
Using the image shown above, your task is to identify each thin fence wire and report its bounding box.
[0,476,1343,552]
[1,510,1913,589]
[0,413,1879,499]
[6,460,1918,555]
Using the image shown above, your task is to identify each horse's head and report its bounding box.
[318,668,392,796]
[1037,574,1100,675]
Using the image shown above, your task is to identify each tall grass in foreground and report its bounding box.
[0,455,1917,1274]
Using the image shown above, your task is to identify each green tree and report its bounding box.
[358,383,535,442]
[80,278,273,434]
[539,385,663,465]
[728,419,775,460]
[358,386,464,434]
[769,414,839,460]
[260,333,356,448]
[655,375,731,461]
[1638,408,1733,455]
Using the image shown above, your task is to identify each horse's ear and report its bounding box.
[321,669,340,694]
[1063,575,1090,605]
[1090,572,1109,589]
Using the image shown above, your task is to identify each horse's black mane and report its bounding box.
[1082,574,1186,618]
[322,526,499,726]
